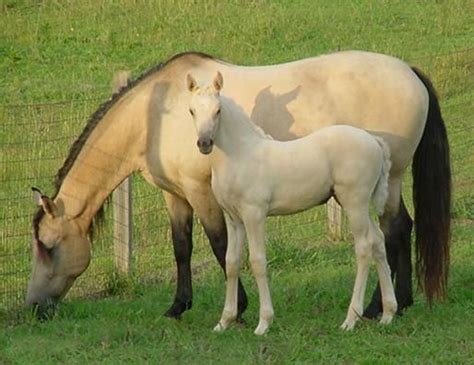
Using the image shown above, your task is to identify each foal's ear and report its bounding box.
[186,74,198,92]
[213,71,223,92]
[32,187,59,218]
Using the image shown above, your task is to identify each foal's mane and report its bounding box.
[33,51,216,239]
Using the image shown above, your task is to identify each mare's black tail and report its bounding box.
[411,67,451,305]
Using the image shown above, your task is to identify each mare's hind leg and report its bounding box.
[364,177,413,318]
[163,192,194,318]
[186,189,248,320]
[393,199,414,311]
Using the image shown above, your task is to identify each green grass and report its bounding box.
[1,223,473,364]
[0,0,473,363]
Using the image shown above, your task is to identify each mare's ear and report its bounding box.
[186,74,198,92]
[32,187,59,218]
[213,71,223,91]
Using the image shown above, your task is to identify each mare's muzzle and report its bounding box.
[28,298,59,321]
[197,138,214,155]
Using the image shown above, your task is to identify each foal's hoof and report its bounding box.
[379,314,394,325]
[340,318,357,331]
[213,322,226,332]
[254,321,271,336]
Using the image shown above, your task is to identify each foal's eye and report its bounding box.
[189,109,194,116]
[216,108,221,115]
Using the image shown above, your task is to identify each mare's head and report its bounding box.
[186,72,223,155]
[26,188,91,319]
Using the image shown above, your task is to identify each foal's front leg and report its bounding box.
[243,210,274,335]
[214,213,245,332]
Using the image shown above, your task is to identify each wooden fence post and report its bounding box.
[113,177,132,274]
[327,197,342,239]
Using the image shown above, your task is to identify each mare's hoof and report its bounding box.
[164,300,192,319]
[363,302,382,319]
[236,315,247,326]
[395,298,414,316]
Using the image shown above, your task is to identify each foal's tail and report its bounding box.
[411,67,451,305]
[372,137,391,216]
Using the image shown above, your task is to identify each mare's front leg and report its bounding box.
[214,213,245,332]
[163,192,194,318]
[243,208,274,335]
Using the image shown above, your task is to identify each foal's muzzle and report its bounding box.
[197,138,214,155]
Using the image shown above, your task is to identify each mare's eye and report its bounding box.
[189,109,194,116]
[216,108,221,115]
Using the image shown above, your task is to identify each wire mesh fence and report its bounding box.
[1,49,472,311]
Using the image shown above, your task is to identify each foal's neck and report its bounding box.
[215,97,269,156]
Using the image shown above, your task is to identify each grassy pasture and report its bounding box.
[1,0,473,363]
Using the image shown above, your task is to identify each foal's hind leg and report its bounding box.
[163,192,194,318]
[364,199,413,318]
[340,207,372,330]
[364,178,413,318]
[369,221,398,325]
[342,205,396,330]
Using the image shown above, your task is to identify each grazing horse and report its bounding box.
[26,51,450,321]
[187,72,397,334]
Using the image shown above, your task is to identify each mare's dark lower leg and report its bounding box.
[364,199,413,318]
[202,220,249,320]
[394,201,414,311]
[163,194,194,318]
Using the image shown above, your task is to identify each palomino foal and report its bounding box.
[187,72,397,335]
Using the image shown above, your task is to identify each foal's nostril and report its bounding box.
[197,139,213,149]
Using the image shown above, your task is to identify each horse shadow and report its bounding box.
[250,85,301,141]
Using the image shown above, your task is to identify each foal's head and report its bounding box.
[26,189,91,318]
[186,72,223,154]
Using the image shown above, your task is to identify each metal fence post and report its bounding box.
[113,177,133,274]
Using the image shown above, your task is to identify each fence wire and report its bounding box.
[1,49,472,311]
